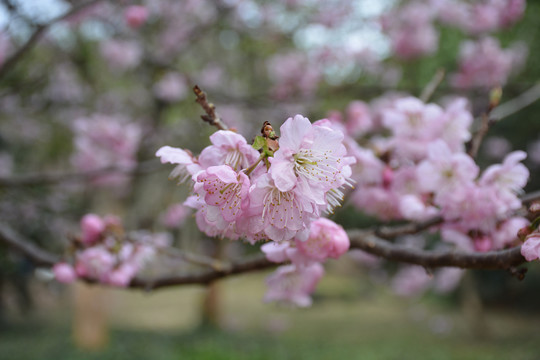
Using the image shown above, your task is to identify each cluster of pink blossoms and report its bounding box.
[330,95,529,253]
[451,37,527,90]
[71,114,142,186]
[53,214,160,287]
[157,115,355,305]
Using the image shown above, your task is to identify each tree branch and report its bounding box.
[0,222,60,266]
[193,85,229,131]
[491,83,540,120]
[348,230,525,270]
[0,0,104,81]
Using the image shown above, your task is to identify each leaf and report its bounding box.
[252,135,265,150]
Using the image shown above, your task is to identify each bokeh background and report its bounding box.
[1,0,540,359]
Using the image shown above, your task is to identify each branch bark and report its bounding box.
[0,221,529,291]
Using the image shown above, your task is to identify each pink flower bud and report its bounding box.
[53,263,77,284]
[80,214,105,245]
[124,5,148,29]
[473,235,492,252]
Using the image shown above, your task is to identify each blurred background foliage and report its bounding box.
[0,0,540,358]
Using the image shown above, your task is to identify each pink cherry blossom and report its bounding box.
[162,203,190,228]
[80,213,106,245]
[53,263,77,284]
[417,140,479,195]
[100,39,142,71]
[451,37,526,89]
[492,217,529,249]
[75,246,116,281]
[196,165,250,222]
[155,146,202,183]
[521,232,540,261]
[295,218,349,261]
[261,241,292,263]
[270,114,352,193]
[124,5,149,29]
[248,174,323,242]
[153,72,188,102]
[264,263,324,307]
[198,130,260,171]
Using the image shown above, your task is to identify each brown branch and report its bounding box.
[193,85,229,131]
[0,0,104,81]
[374,216,443,239]
[348,230,525,270]
[0,219,531,292]
[0,160,159,188]
[0,222,60,266]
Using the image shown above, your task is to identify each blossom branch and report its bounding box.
[0,0,105,81]
[193,85,229,131]
[0,222,60,266]
[348,230,525,270]
[0,220,530,291]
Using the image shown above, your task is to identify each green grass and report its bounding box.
[1,271,540,360]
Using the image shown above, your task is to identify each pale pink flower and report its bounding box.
[153,72,188,102]
[125,5,149,29]
[100,39,142,71]
[492,217,529,249]
[198,130,260,171]
[53,263,77,284]
[473,235,493,252]
[161,203,190,228]
[521,232,540,261]
[264,263,324,307]
[270,115,352,193]
[433,267,464,294]
[196,165,250,222]
[107,263,138,287]
[295,218,349,261]
[451,37,526,89]
[80,214,106,245]
[261,241,292,263]
[248,174,324,242]
[352,187,402,221]
[480,150,529,194]
[345,101,373,136]
[155,146,201,183]
[391,265,432,297]
[439,98,473,152]
[75,246,116,281]
[417,140,479,195]
[399,194,438,221]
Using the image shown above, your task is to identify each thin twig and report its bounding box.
[420,69,445,102]
[0,222,60,266]
[193,85,229,131]
[492,83,540,120]
[0,0,104,81]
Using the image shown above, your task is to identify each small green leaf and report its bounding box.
[252,136,265,150]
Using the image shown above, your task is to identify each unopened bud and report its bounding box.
[489,87,502,108]
[529,202,540,215]
[518,226,533,241]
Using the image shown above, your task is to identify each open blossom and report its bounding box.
[196,165,250,222]
[156,146,201,183]
[521,232,540,261]
[80,214,106,245]
[264,263,324,307]
[124,5,148,29]
[247,174,323,242]
[451,37,526,89]
[417,140,479,195]
[270,115,353,193]
[295,218,349,261]
[53,263,77,284]
[199,130,260,171]
[75,246,116,281]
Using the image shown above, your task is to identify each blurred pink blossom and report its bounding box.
[125,5,149,29]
